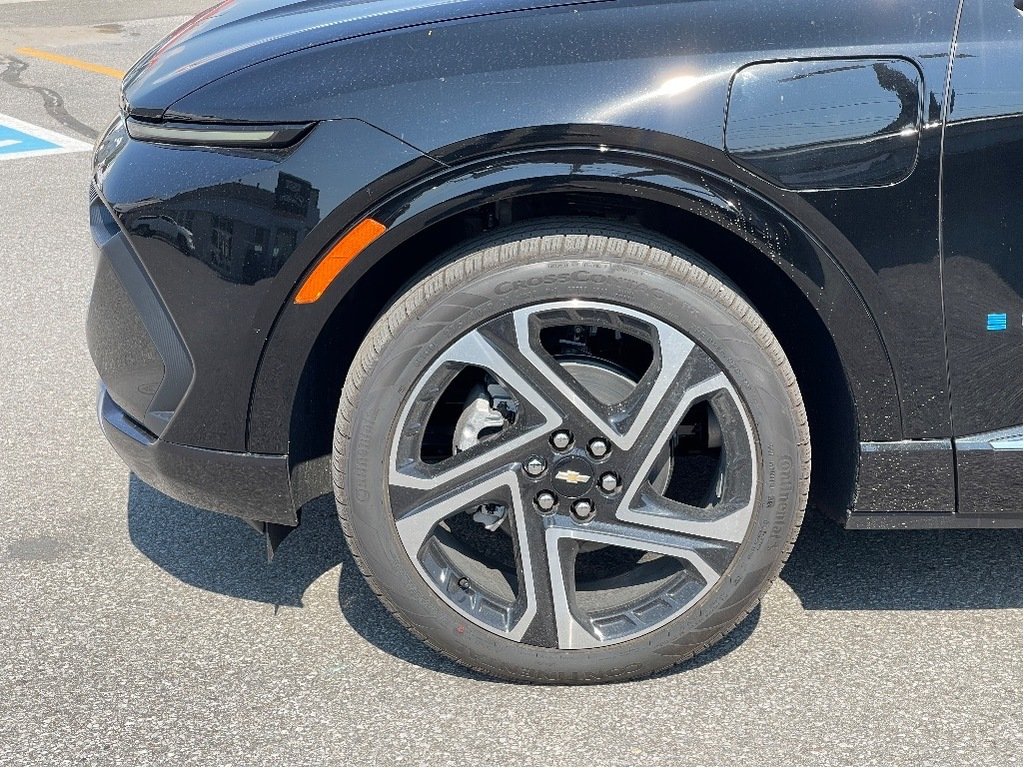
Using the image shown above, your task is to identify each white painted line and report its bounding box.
[0,0,54,5]
[0,112,92,161]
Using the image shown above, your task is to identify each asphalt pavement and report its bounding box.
[0,2,1021,765]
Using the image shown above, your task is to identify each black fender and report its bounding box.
[248,133,901,480]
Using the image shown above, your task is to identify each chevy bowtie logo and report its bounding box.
[555,469,591,484]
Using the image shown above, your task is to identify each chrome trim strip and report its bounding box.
[860,439,952,453]
[955,426,1024,452]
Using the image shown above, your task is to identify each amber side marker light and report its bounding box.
[294,218,387,304]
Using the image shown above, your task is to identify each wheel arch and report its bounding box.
[252,141,895,516]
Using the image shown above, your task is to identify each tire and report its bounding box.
[334,219,810,684]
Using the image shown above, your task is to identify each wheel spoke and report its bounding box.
[616,373,758,545]
[475,312,614,441]
[394,471,516,559]
[540,515,732,647]
[478,303,701,451]
[394,470,541,641]
[509,509,586,648]
[389,329,561,493]
[549,515,729,580]
[625,494,754,544]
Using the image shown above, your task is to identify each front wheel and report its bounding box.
[334,221,810,683]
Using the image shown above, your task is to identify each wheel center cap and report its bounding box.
[551,455,596,498]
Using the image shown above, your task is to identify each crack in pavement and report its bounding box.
[0,55,98,141]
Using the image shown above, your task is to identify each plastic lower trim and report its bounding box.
[98,386,298,525]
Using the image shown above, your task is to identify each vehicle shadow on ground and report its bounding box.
[781,512,1023,611]
[126,475,344,608]
[128,475,1022,679]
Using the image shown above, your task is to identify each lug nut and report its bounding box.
[599,472,619,493]
[571,499,595,522]
[550,430,573,450]
[523,456,547,477]
[535,491,557,512]
[588,438,610,458]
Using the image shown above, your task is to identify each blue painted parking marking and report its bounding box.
[0,113,92,160]
[0,124,58,154]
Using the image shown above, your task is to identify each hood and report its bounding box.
[123,0,593,119]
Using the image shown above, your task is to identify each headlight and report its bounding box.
[124,118,313,148]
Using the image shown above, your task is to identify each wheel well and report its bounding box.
[291,192,858,515]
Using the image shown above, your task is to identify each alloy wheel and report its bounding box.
[387,300,757,649]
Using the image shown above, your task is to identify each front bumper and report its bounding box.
[86,116,433,523]
[98,386,298,525]
[88,180,298,525]
[86,187,193,436]
[88,117,432,454]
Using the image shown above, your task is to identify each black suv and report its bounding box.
[88,0,1022,683]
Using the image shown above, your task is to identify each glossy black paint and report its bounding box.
[941,0,1023,438]
[164,0,965,442]
[956,448,1023,520]
[94,116,438,450]
[941,0,1023,521]
[249,140,899,453]
[121,0,610,118]
[726,58,924,190]
[145,0,965,442]
[87,191,193,435]
[88,0,1022,529]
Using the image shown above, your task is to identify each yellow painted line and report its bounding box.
[15,47,125,80]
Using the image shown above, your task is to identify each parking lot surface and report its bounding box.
[0,2,1021,765]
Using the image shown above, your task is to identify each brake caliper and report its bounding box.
[453,381,516,531]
